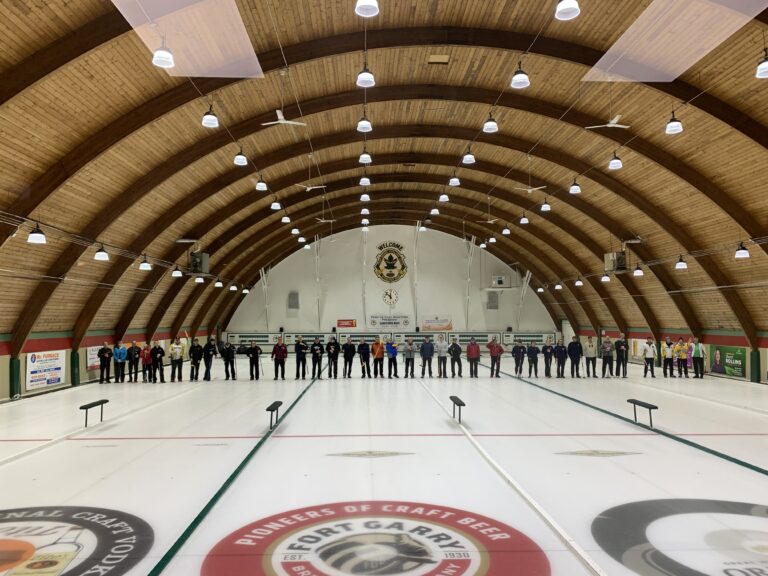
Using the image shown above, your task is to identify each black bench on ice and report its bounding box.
[627,398,658,428]
[449,395,466,424]
[80,399,109,428]
[266,401,283,430]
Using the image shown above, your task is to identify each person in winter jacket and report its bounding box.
[385,338,399,378]
[448,337,463,378]
[435,334,449,378]
[614,333,629,378]
[357,338,371,378]
[527,342,541,378]
[371,337,385,378]
[673,338,689,378]
[511,340,526,377]
[542,338,555,378]
[151,340,166,383]
[246,341,263,381]
[401,338,416,378]
[661,337,676,378]
[140,342,152,382]
[419,336,435,378]
[169,337,185,382]
[554,339,568,378]
[642,336,657,378]
[113,341,127,383]
[486,337,504,378]
[126,341,141,382]
[310,337,325,379]
[98,342,113,383]
[600,337,614,378]
[466,337,481,378]
[341,336,356,378]
[326,336,340,379]
[219,342,236,380]
[271,338,288,380]
[584,336,597,378]
[188,338,203,381]
[567,336,583,378]
[691,337,706,379]
[295,336,309,380]
[202,338,217,381]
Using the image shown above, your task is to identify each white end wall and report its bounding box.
[227,225,556,333]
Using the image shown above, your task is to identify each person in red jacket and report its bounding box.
[271,338,288,381]
[486,337,505,378]
[466,337,481,378]
[140,342,152,383]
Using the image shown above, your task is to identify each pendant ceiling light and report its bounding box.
[483,113,499,134]
[255,175,268,191]
[234,149,248,166]
[361,208,370,215]
[27,223,46,244]
[462,147,476,164]
[171,267,183,278]
[555,0,581,21]
[303,244,311,250]
[361,218,370,225]
[152,39,175,69]
[139,256,152,271]
[601,272,610,282]
[735,242,750,259]
[675,255,688,270]
[569,179,582,194]
[298,236,306,243]
[419,225,427,232]
[665,112,684,135]
[520,214,529,225]
[291,228,300,235]
[438,193,450,203]
[360,175,371,186]
[488,237,497,243]
[359,149,372,164]
[281,215,291,223]
[195,275,204,284]
[355,0,379,18]
[229,284,238,292]
[609,152,623,170]
[511,62,531,89]
[575,278,584,287]
[356,55,375,88]
[357,114,373,133]
[536,286,544,293]
[757,48,768,78]
[270,201,281,210]
[502,226,510,235]
[242,287,250,294]
[360,192,371,202]
[215,278,223,288]
[540,199,551,212]
[94,244,109,261]
[449,175,460,187]
[554,282,562,290]
[201,106,219,129]
[633,264,644,277]
[430,208,439,215]
[479,242,487,249]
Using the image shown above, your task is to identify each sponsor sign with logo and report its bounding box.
[374,242,408,283]
[0,506,153,575]
[709,345,746,378]
[86,346,101,371]
[369,315,411,329]
[25,350,67,391]
[337,319,357,328]
[202,500,550,576]
[422,316,453,332]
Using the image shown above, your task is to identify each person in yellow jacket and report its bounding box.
[673,337,689,378]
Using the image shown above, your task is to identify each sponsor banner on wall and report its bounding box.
[709,344,746,378]
[337,319,357,328]
[26,350,67,391]
[86,346,101,371]
[422,316,453,331]
[369,314,411,329]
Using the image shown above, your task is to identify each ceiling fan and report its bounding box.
[298,157,326,192]
[476,195,499,224]
[514,155,546,193]
[315,194,336,223]
[585,84,630,130]
[297,183,327,192]
[260,68,307,127]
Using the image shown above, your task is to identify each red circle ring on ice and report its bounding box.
[202,500,551,576]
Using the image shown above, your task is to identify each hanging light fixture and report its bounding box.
[355,0,379,18]
[214,278,224,288]
[479,241,487,249]
[360,175,371,186]
[357,113,373,133]
[430,208,440,215]
[520,214,529,225]
[488,236,497,243]
[94,244,109,261]
[270,201,281,210]
[356,53,375,88]
[633,264,644,277]
[195,275,205,284]
[438,193,450,203]
[139,256,152,271]
[256,175,268,191]
[462,147,476,164]
[569,179,582,194]
[362,226,370,232]
[152,38,175,69]
[419,225,427,232]
[360,192,371,202]
[502,226,510,235]
[281,215,291,223]
[601,272,610,282]
[449,174,460,187]
[361,208,370,215]
[665,112,684,135]
[229,284,238,292]
[537,287,544,293]
[757,48,768,78]
[201,106,219,129]
[575,278,584,287]
[735,242,750,259]
[171,267,183,278]
[291,228,300,235]
[609,152,623,170]
[298,236,306,243]
[233,149,248,166]
[540,199,551,212]
[675,255,688,270]
[242,287,250,294]
[554,282,563,290]
[511,62,531,89]
[361,218,370,225]
[303,244,311,250]
[359,148,372,164]
[483,113,499,134]
[555,0,581,21]
[27,223,46,244]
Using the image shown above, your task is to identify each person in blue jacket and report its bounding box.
[567,336,583,378]
[419,336,434,378]
[385,338,399,379]
[554,339,568,378]
[113,340,127,383]
[542,338,554,378]
[527,341,541,378]
[357,337,371,378]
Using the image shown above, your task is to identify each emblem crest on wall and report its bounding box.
[374,242,407,283]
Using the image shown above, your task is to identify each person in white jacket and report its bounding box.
[435,334,449,379]
[642,336,657,378]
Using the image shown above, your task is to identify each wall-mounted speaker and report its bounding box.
[415,326,420,332]
[279,326,284,333]
[331,327,337,333]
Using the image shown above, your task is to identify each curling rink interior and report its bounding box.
[1,358,766,576]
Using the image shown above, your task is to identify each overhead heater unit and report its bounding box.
[604,251,627,272]
[189,251,210,274]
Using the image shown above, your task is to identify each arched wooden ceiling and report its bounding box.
[0,0,766,353]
